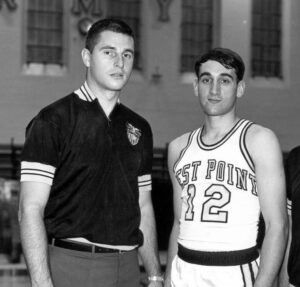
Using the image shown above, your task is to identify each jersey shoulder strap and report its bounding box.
[239,119,255,172]
[173,128,200,172]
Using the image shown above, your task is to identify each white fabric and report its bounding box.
[174,119,260,251]
[287,199,292,216]
[171,255,259,287]
[138,174,152,192]
[20,161,55,186]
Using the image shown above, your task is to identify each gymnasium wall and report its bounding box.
[0,0,299,151]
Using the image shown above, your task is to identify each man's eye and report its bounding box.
[104,50,114,56]
[221,78,231,84]
[201,78,210,84]
[123,53,133,59]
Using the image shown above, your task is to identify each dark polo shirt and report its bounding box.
[285,146,300,286]
[21,82,153,246]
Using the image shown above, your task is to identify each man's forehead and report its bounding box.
[200,60,236,77]
[97,31,134,45]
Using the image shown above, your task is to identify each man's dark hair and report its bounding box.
[194,48,245,82]
[85,18,135,52]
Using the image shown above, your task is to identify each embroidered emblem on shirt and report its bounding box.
[126,122,141,146]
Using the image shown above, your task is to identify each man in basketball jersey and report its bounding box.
[165,48,288,287]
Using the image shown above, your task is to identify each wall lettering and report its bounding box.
[0,0,17,11]
[72,0,102,16]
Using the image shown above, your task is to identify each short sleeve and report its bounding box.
[138,121,153,192]
[285,156,292,215]
[285,146,300,214]
[20,117,61,185]
[286,147,300,199]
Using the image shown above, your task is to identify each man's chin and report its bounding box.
[112,84,125,91]
[110,79,129,90]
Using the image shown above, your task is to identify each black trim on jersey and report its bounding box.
[240,265,246,287]
[173,129,198,173]
[240,121,255,173]
[177,243,259,266]
[249,262,255,284]
[197,119,246,151]
[240,261,257,287]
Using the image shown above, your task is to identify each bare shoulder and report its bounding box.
[247,124,279,146]
[169,132,191,150]
[246,123,282,161]
[168,132,191,167]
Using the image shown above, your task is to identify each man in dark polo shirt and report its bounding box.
[279,146,300,287]
[19,18,163,287]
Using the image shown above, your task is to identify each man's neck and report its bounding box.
[86,80,120,117]
[202,115,240,144]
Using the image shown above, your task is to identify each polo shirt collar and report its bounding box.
[74,82,121,104]
[74,82,96,102]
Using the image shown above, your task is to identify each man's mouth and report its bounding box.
[111,72,124,79]
[208,98,221,103]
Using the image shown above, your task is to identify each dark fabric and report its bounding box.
[178,243,259,266]
[286,146,300,286]
[21,93,153,246]
[49,245,140,287]
[48,238,134,253]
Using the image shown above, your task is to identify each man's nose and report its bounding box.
[210,80,220,94]
[114,54,124,68]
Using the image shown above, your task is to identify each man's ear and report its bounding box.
[193,78,199,97]
[237,80,245,98]
[81,48,91,68]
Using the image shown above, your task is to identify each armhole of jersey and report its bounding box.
[240,121,255,173]
[173,129,199,173]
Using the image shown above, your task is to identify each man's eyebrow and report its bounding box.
[199,72,234,80]
[220,73,234,79]
[99,45,116,50]
[99,46,134,54]
[124,48,134,54]
[199,72,211,78]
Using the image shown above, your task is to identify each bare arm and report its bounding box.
[164,138,185,287]
[278,212,292,287]
[138,189,163,287]
[19,181,53,287]
[247,126,288,287]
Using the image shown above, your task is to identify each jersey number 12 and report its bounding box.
[185,184,231,223]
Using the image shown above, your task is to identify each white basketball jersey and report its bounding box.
[174,119,260,251]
